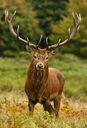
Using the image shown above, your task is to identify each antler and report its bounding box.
[48,13,81,51]
[4,10,37,50]
[38,35,43,47]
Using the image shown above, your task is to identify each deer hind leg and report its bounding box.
[43,101,54,114]
[54,95,62,117]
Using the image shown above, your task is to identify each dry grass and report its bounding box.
[0,92,87,128]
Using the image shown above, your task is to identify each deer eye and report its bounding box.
[45,57,48,60]
[33,55,37,59]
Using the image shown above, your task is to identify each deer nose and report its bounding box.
[36,63,44,70]
[38,63,44,68]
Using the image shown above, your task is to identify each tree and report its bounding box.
[29,0,68,36]
[50,0,87,58]
[0,0,42,54]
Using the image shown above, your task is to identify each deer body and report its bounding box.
[25,48,65,116]
[5,10,81,116]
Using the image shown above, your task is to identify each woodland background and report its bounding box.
[0,0,87,58]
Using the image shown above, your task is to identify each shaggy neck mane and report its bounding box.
[28,60,48,89]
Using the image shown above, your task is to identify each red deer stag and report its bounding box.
[5,10,81,116]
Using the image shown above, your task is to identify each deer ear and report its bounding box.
[25,45,37,52]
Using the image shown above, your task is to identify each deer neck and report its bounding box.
[28,61,48,86]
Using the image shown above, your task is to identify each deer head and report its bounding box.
[31,48,49,71]
[4,10,81,64]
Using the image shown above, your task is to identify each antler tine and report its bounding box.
[72,12,77,26]
[5,10,37,49]
[10,10,16,22]
[67,13,81,40]
[60,13,81,45]
[46,37,48,49]
[76,13,81,31]
[4,10,8,22]
[68,28,71,39]
[27,37,29,43]
[37,34,43,48]
[38,35,43,44]
[46,37,48,44]
[17,25,19,37]
[26,36,37,49]
[5,10,17,37]
[48,13,81,51]
[48,38,61,51]
[58,39,61,44]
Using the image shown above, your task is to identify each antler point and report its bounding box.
[58,39,61,44]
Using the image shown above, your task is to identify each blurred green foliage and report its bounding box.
[28,0,68,35]
[0,0,87,58]
[50,0,87,58]
[0,0,42,54]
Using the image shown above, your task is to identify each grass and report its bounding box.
[0,53,87,101]
[0,57,27,91]
[0,92,87,128]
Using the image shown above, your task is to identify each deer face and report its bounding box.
[33,48,49,71]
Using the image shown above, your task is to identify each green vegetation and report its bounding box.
[0,0,42,53]
[50,0,87,58]
[0,53,87,101]
[0,0,87,58]
[29,0,68,35]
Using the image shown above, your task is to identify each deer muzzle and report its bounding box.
[36,62,44,70]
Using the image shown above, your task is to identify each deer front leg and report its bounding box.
[54,95,61,117]
[43,100,54,114]
[28,99,35,112]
